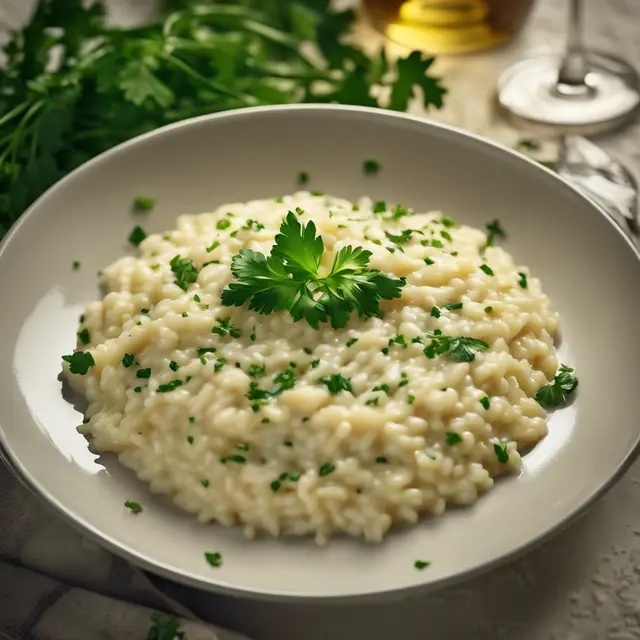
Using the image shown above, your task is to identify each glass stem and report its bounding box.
[557,0,589,88]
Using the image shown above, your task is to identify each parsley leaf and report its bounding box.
[389,52,447,112]
[445,432,462,445]
[222,212,405,328]
[494,442,509,464]
[146,613,184,640]
[485,219,506,247]
[62,351,95,375]
[363,159,381,175]
[535,364,578,408]
[421,333,489,362]
[204,552,222,568]
[319,373,353,394]
[124,500,142,514]
[133,196,155,212]
[170,255,198,291]
[128,225,147,247]
[212,318,241,338]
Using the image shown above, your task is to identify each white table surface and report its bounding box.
[4,1,640,639]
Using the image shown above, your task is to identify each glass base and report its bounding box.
[497,52,640,133]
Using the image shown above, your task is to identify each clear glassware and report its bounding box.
[497,0,640,134]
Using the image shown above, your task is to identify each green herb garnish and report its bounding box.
[136,368,151,379]
[431,306,440,318]
[128,225,147,247]
[375,456,388,463]
[444,302,462,311]
[206,241,219,254]
[297,171,310,185]
[77,327,90,345]
[518,272,528,289]
[424,257,434,266]
[479,264,494,276]
[535,364,578,407]
[414,560,430,570]
[485,306,493,313]
[221,212,405,329]
[445,432,462,445]
[216,219,231,230]
[363,159,381,175]
[212,317,241,338]
[516,138,541,152]
[122,353,135,368]
[124,500,142,514]
[157,379,183,393]
[480,396,490,410]
[319,462,335,477]
[494,442,509,464]
[319,373,353,394]
[346,338,359,347]
[204,552,222,568]
[72,260,80,270]
[133,196,155,212]
[485,219,505,247]
[201,479,210,488]
[62,351,95,375]
[169,360,179,371]
[248,364,266,378]
[170,255,198,291]
[421,333,489,362]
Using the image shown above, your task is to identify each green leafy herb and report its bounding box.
[388,334,407,348]
[297,171,310,185]
[479,264,494,276]
[445,432,462,445]
[485,306,493,313]
[385,229,415,245]
[134,387,142,393]
[124,500,142,514]
[220,455,246,464]
[518,272,528,289]
[187,436,194,445]
[494,442,509,464]
[284,440,293,447]
[77,327,90,345]
[157,379,183,393]
[206,241,219,254]
[62,351,95,375]
[319,373,353,394]
[346,338,359,347]
[414,560,431,570]
[72,261,80,271]
[122,353,135,368]
[440,216,456,228]
[535,364,578,408]
[365,397,379,406]
[221,212,405,329]
[270,479,281,492]
[212,317,241,338]
[216,219,231,230]
[431,306,441,318]
[408,395,415,405]
[136,368,151,379]
[480,396,490,410]
[248,364,266,378]
[133,196,155,212]
[372,383,391,395]
[319,462,335,477]
[363,159,380,175]
[424,257,434,266]
[128,225,147,247]
[204,552,222,568]
[444,302,463,311]
[485,219,505,247]
[169,360,180,371]
[373,201,387,214]
[0,2,447,242]
[271,369,297,395]
[440,230,452,242]
[311,359,320,368]
[170,255,198,291]
[421,333,489,362]
[236,443,249,451]
[146,613,184,640]
[516,138,541,152]
[201,479,210,488]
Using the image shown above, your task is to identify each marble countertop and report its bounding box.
[4,1,640,638]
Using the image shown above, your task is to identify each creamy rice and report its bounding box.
[64,192,559,545]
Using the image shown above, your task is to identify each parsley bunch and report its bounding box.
[221,211,405,328]
[0,0,447,239]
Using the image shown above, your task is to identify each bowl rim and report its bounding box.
[1,103,639,602]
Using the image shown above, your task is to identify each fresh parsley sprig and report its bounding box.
[221,212,405,328]
[535,364,578,407]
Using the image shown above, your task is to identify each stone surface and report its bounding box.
[2,1,639,639]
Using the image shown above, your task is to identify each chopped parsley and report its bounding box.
[485,219,505,247]
[494,442,509,464]
[122,353,135,368]
[248,364,266,378]
[375,456,388,463]
[431,239,444,249]
[216,219,231,230]
[535,364,578,407]
[62,351,95,375]
[363,159,380,175]
[440,216,456,228]
[271,369,297,395]
[319,373,353,394]
[213,358,226,372]
[181,312,188,318]
[485,306,493,313]
[72,260,80,270]
[220,455,246,464]
[444,302,463,311]
[128,225,147,247]
[297,171,310,185]
[212,317,241,338]
[311,190,324,196]
[424,257,434,266]
[365,397,379,406]
[480,396,490,410]
[221,212,404,329]
[408,395,415,405]
[414,560,430,570]
[201,479,210,487]
[156,379,183,392]
[445,431,462,445]
[133,387,142,393]
[518,272,528,289]
[431,306,441,318]
[440,230,452,242]
[516,138,541,152]
[133,196,155,212]
[170,255,198,291]
[197,347,217,356]
[147,614,182,640]
[284,440,293,447]
[419,333,489,362]
[77,327,90,345]
[372,383,391,395]
[169,360,180,371]
[189,416,195,423]
[242,219,265,232]
[303,347,313,355]
[388,334,407,348]
[270,480,281,492]
[311,359,320,368]
[236,443,249,451]
[373,200,387,214]
[204,552,222,567]
[206,241,219,253]
[385,229,414,245]
[346,338,359,347]
[479,264,494,276]
[319,462,335,477]
[136,368,151,379]
[124,500,142,514]
[187,436,194,444]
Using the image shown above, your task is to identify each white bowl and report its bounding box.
[1,105,638,601]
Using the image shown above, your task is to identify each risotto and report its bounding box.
[63,192,564,545]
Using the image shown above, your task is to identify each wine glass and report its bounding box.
[497,0,640,133]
